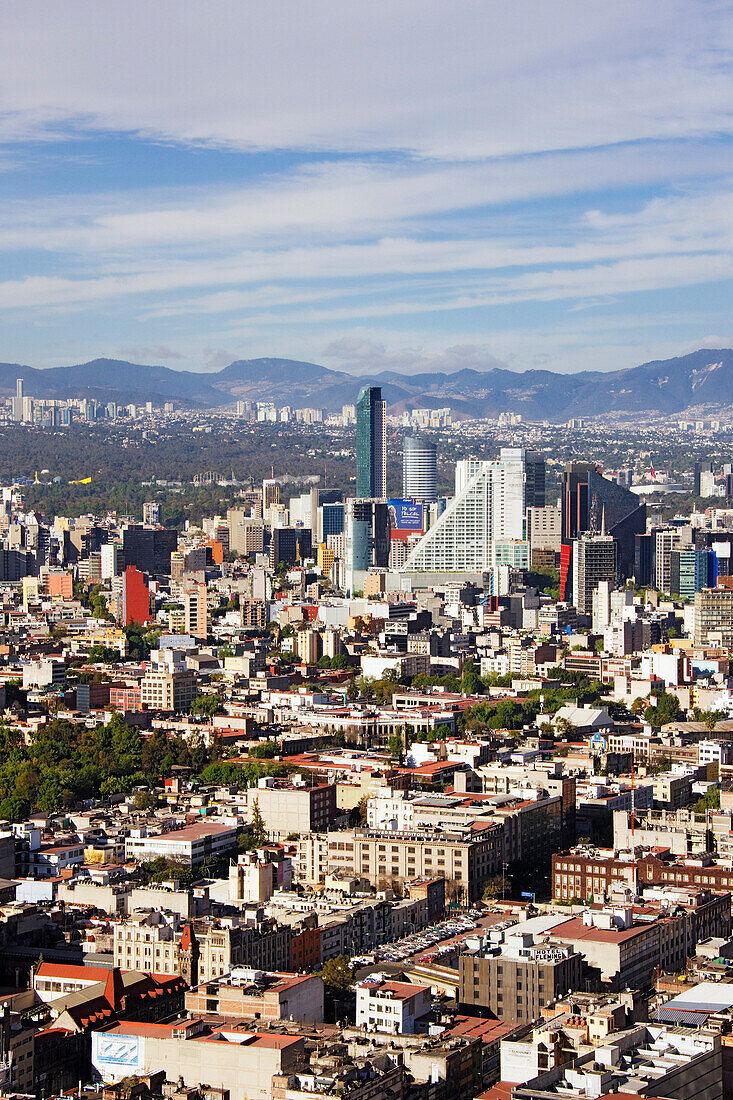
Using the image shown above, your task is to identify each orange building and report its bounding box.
[45,571,74,599]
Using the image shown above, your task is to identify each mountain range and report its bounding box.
[0,349,731,420]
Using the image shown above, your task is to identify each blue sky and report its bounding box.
[0,0,732,376]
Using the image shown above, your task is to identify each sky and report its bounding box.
[0,0,732,376]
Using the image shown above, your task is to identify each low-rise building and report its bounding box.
[124,822,238,868]
[185,968,324,1023]
[92,1017,305,1100]
[356,979,432,1034]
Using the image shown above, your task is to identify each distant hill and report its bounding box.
[0,349,731,419]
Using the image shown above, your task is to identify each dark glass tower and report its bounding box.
[561,462,645,578]
[356,386,386,498]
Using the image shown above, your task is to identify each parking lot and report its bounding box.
[353,907,511,982]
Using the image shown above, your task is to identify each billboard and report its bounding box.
[93,1032,143,1077]
[388,499,424,532]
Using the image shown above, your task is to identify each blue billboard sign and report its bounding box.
[388,499,424,531]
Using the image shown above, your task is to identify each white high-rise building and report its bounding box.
[401,448,532,575]
[403,436,437,501]
[100,543,119,580]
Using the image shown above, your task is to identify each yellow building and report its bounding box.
[317,543,335,573]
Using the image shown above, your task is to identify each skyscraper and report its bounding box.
[561,462,645,578]
[571,535,618,615]
[401,448,529,574]
[12,378,23,422]
[403,436,437,501]
[356,386,386,499]
[344,499,390,594]
[694,461,713,496]
[120,565,151,626]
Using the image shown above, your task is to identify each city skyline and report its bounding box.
[0,2,731,377]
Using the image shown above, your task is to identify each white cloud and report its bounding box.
[0,2,731,374]
[0,1,731,159]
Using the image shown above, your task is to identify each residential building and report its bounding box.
[184,580,209,640]
[92,1018,304,1100]
[356,979,432,1034]
[140,666,197,712]
[113,910,178,974]
[124,822,238,867]
[296,824,503,902]
[695,587,733,646]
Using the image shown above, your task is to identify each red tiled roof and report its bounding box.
[36,963,111,982]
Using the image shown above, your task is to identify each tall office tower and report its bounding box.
[344,499,390,594]
[184,581,209,640]
[401,448,528,574]
[694,461,714,496]
[120,565,152,626]
[561,461,645,577]
[263,479,280,510]
[269,526,312,569]
[142,501,162,526]
[670,548,715,601]
[356,386,387,498]
[693,528,733,578]
[403,436,437,501]
[121,524,178,577]
[571,535,617,615]
[308,487,342,541]
[12,378,23,422]
[524,451,546,508]
[11,382,23,424]
[655,528,681,592]
[634,532,654,587]
[527,506,562,554]
[318,501,345,544]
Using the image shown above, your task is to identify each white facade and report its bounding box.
[402,449,528,574]
[355,980,431,1034]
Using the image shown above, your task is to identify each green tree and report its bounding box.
[133,789,158,811]
[387,733,403,759]
[250,797,268,845]
[191,694,221,718]
[692,787,721,813]
[357,676,376,701]
[460,659,481,695]
[320,954,356,994]
[644,691,682,727]
[482,875,507,900]
[248,740,278,759]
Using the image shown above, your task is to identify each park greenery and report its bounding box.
[0,715,218,821]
